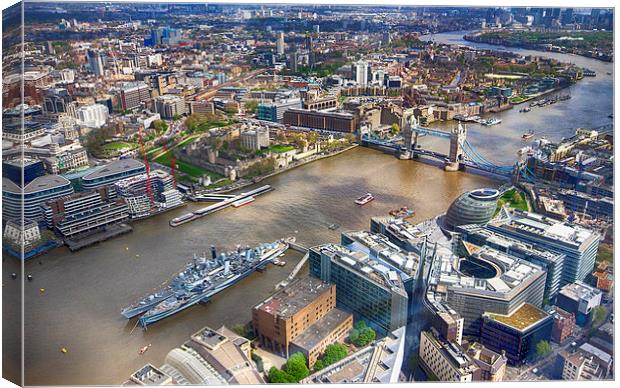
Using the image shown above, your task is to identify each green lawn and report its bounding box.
[153,151,222,180]
[268,145,295,153]
[496,188,529,214]
[596,243,613,265]
[510,96,526,104]
[102,141,135,151]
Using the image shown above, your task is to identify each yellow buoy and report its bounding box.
[125,247,129,251]
[60,347,68,354]
[39,288,45,293]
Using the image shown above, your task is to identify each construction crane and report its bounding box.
[138,126,154,208]
[163,143,177,189]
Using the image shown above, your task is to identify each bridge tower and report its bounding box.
[445,122,467,172]
[399,114,419,160]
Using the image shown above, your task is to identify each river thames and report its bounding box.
[2,30,613,385]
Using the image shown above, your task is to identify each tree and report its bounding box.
[535,340,552,359]
[185,114,201,132]
[344,133,357,144]
[153,119,168,133]
[317,343,348,369]
[349,321,376,347]
[591,305,607,328]
[285,352,309,382]
[512,191,523,204]
[268,367,295,383]
[390,123,401,135]
[172,113,183,121]
[306,131,320,145]
[244,100,259,114]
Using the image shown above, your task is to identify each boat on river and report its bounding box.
[132,240,289,328]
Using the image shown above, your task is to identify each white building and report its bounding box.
[276,31,285,55]
[155,95,186,119]
[76,104,109,128]
[354,60,369,86]
[3,220,41,246]
[419,329,477,382]
[240,127,270,151]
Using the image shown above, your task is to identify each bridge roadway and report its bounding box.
[361,135,512,178]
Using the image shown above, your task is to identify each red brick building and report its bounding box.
[551,308,576,344]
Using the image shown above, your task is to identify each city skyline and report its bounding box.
[1,1,615,386]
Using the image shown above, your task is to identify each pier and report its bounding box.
[170,185,274,227]
[275,241,309,290]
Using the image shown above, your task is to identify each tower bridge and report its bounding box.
[361,115,517,179]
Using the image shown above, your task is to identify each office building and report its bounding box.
[283,109,358,133]
[87,49,104,77]
[42,187,129,239]
[559,344,611,380]
[252,277,352,365]
[76,104,109,128]
[558,189,613,220]
[444,188,500,230]
[256,98,301,122]
[182,326,264,384]
[2,158,46,186]
[2,174,74,222]
[3,219,41,246]
[118,82,151,111]
[126,326,263,385]
[456,223,565,300]
[276,31,285,55]
[114,170,182,218]
[155,95,187,119]
[463,340,508,382]
[370,216,428,253]
[146,27,181,46]
[188,100,215,118]
[480,303,553,365]
[290,308,353,368]
[81,159,146,194]
[431,244,547,335]
[551,307,576,344]
[43,88,73,114]
[555,281,602,326]
[340,230,422,297]
[353,61,370,86]
[302,326,406,384]
[419,328,478,382]
[2,121,45,143]
[127,364,174,386]
[488,208,601,284]
[309,244,408,336]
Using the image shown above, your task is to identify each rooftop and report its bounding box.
[559,281,602,302]
[254,277,333,319]
[342,230,420,279]
[2,174,72,194]
[290,308,352,351]
[82,159,145,181]
[486,303,550,331]
[302,326,406,384]
[313,244,407,296]
[494,208,598,248]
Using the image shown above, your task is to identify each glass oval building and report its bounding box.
[445,188,500,230]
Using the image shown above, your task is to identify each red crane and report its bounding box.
[138,126,154,208]
[163,143,177,189]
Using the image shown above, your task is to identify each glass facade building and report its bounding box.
[445,189,500,230]
[309,244,408,336]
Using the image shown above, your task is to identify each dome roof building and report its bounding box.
[445,188,500,230]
